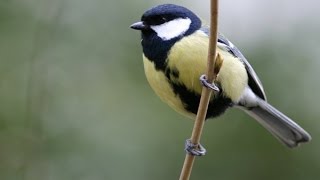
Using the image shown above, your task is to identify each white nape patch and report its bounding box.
[150,18,191,41]
[239,86,259,107]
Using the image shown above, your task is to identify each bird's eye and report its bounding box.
[151,16,167,25]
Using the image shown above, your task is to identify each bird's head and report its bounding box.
[130,4,202,41]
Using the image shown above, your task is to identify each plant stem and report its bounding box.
[179,0,219,179]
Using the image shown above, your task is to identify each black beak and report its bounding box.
[130,21,149,30]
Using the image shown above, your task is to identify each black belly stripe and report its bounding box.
[165,67,232,119]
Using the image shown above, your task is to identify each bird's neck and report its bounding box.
[141,33,179,71]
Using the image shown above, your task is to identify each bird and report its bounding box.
[130,4,311,149]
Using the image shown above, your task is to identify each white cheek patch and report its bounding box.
[150,18,192,41]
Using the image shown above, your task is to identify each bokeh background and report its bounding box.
[0,0,319,179]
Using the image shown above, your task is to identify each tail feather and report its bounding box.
[240,100,311,148]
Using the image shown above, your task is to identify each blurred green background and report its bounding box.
[0,0,319,179]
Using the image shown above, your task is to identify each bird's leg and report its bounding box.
[200,53,223,92]
[200,75,220,92]
[185,139,206,156]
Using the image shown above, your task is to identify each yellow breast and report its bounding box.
[143,56,195,118]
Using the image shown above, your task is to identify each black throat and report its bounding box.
[141,32,178,71]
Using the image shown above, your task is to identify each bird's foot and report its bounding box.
[185,139,206,156]
[200,75,220,92]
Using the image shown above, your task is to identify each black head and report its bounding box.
[131,4,201,40]
[130,4,202,71]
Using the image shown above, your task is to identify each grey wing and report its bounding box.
[217,33,266,100]
[199,27,267,100]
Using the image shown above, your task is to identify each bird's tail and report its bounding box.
[240,100,311,148]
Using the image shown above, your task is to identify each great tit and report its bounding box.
[130,4,311,148]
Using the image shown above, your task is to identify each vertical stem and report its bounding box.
[179,0,219,179]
